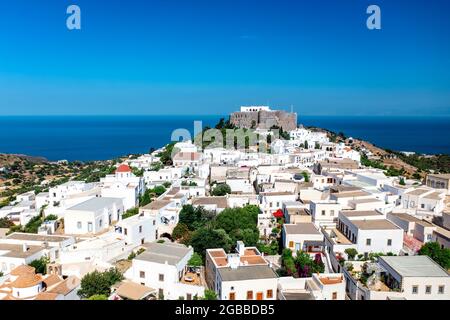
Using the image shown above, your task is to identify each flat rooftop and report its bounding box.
[142,200,171,210]
[282,292,314,300]
[0,243,44,258]
[389,213,422,223]
[137,242,191,266]
[6,232,72,243]
[208,247,267,267]
[218,265,278,282]
[350,219,401,230]
[260,192,295,196]
[405,188,431,196]
[284,223,321,235]
[67,197,121,212]
[380,256,449,278]
[192,196,228,208]
[331,191,371,198]
[341,210,383,218]
[349,198,383,204]
[423,192,444,200]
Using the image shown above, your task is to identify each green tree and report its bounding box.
[23,215,43,233]
[203,289,218,300]
[211,183,231,196]
[418,242,450,269]
[302,171,310,183]
[345,248,358,261]
[78,268,124,299]
[88,294,108,300]
[281,249,296,275]
[190,228,232,258]
[29,256,50,274]
[122,207,139,219]
[44,214,59,221]
[188,252,203,267]
[0,217,14,228]
[172,223,191,242]
[178,205,214,230]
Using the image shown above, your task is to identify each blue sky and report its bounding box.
[0,0,449,116]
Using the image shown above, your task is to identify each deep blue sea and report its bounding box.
[0,116,448,161]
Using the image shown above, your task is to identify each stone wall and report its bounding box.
[230,110,297,131]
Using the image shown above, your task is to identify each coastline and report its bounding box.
[0,115,449,162]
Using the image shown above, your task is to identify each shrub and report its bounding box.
[78,268,124,299]
[211,183,231,196]
[188,252,203,267]
[345,248,358,261]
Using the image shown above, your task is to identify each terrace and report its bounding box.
[180,267,206,287]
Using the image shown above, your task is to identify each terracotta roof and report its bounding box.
[47,276,80,295]
[115,281,156,300]
[34,292,60,300]
[10,265,35,276]
[11,273,43,288]
[43,274,63,288]
[319,275,344,285]
[116,164,132,173]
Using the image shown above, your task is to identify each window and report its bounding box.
[332,292,337,300]
[139,225,143,233]
[87,222,93,232]
[387,239,392,246]
[99,219,102,227]
[412,286,418,294]
[124,228,128,235]
[438,285,445,294]
[421,204,425,209]
[289,241,294,248]
[366,239,371,246]
[139,271,145,278]
[267,290,273,299]
[321,210,326,216]
[427,234,432,240]
[186,293,192,300]
[425,285,432,294]
[246,291,253,300]
[159,274,164,282]
[77,221,82,229]
[330,210,335,216]
[229,292,235,300]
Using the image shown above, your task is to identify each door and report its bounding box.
[256,292,263,300]
[229,292,235,300]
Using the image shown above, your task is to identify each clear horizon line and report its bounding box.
[0,114,449,117]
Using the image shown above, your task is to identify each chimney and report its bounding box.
[227,254,240,270]
[22,243,29,252]
[236,241,245,256]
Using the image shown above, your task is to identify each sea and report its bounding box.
[0,116,448,162]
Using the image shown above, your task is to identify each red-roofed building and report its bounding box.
[116,164,132,173]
